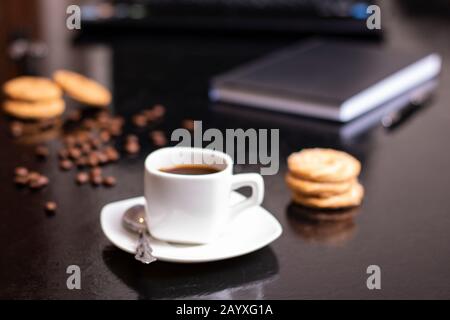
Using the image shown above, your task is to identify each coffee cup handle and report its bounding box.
[230,173,264,219]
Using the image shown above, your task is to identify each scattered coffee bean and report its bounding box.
[97,152,109,165]
[80,143,92,154]
[15,167,29,177]
[150,130,167,147]
[103,176,117,187]
[125,141,140,154]
[99,130,111,143]
[63,135,76,147]
[76,172,89,185]
[152,104,166,118]
[88,153,99,167]
[75,132,89,145]
[90,167,102,178]
[75,156,87,168]
[44,201,57,214]
[91,175,103,186]
[104,147,120,162]
[14,175,29,186]
[29,175,49,189]
[182,119,195,131]
[90,138,102,149]
[59,159,73,171]
[109,125,122,137]
[27,171,41,182]
[69,147,82,160]
[132,114,147,127]
[35,145,49,159]
[10,121,24,137]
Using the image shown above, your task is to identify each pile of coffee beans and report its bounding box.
[7,101,200,214]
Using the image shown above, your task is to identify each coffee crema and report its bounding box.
[159,164,221,175]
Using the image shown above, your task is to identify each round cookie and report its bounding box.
[3,99,65,120]
[53,70,111,107]
[3,76,62,102]
[288,148,361,182]
[285,173,355,197]
[292,182,364,209]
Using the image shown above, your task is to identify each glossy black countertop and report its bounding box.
[1,3,450,299]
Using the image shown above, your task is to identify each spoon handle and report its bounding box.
[135,231,157,264]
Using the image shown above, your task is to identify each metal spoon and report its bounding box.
[122,205,157,264]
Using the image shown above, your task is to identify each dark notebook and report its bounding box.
[210,40,441,122]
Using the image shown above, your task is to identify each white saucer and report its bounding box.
[100,192,282,263]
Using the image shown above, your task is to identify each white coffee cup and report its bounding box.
[144,147,264,244]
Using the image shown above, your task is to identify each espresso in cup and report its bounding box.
[160,164,221,175]
[144,147,264,244]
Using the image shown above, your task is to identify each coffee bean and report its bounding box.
[63,135,76,147]
[150,130,167,147]
[76,172,89,185]
[15,167,29,177]
[44,201,57,214]
[109,125,122,137]
[103,176,117,187]
[97,152,109,165]
[88,153,99,167]
[75,132,89,145]
[90,138,102,149]
[29,175,49,189]
[10,121,24,137]
[182,119,195,131]
[35,145,49,158]
[125,141,140,154]
[99,130,111,143]
[75,156,87,168]
[91,175,103,186]
[14,175,29,186]
[152,104,166,118]
[132,114,147,127]
[96,111,110,124]
[80,143,92,154]
[69,148,82,160]
[143,109,156,121]
[104,147,120,162]
[59,159,73,171]
[90,167,102,178]
[27,171,41,182]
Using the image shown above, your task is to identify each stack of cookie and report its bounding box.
[286,148,364,210]
[3,76,65,120]
[3,70,111,121]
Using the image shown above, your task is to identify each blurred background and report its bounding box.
[1,0,448,83]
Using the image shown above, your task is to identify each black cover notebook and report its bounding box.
[210,40,441,122]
